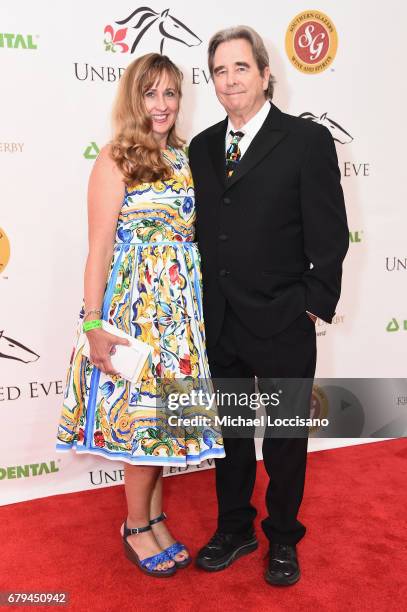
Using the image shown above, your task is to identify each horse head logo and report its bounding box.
[113,6,202,54]
[299,112,353,144]
[0,330,40,363]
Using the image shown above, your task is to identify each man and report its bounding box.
[188,26,349,586]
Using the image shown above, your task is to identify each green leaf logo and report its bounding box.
[386,318,399,332]
[83,142,100,159]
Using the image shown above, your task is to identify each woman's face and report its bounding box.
[144,71,179,146]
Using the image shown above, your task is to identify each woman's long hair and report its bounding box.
[110,53,184,186]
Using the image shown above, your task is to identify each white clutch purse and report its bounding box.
[81,321,152,382]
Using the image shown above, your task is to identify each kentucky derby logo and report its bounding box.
[0,227,10,273]
[104,7,202,54]
[299,112,353,144]
[285,10,338,74]
[0,330,39,363]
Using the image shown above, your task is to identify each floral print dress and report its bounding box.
[56,147,225,466]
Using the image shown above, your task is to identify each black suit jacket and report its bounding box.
[189,102,349,347]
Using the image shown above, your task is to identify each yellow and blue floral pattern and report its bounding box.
[56,147,225,466]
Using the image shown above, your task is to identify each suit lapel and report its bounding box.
[207,117,228,189]
[226,103,287,191]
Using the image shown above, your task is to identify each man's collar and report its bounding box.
[227,99,271,139]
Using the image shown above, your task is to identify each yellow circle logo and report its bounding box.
[285,10,338,74]
[0,228,10,273]
[310,384,329,434]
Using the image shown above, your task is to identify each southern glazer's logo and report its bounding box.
[0,460,59,480]
[285,10,338,74]
[0,330,39,363]
[310,385,365,437]
[299,112,370,178]
[104,7,202,54]
[0,228,10,274]
[386,257,407,272]
[310,386,329,433]
[0,33,38,50]
[386,318,407,332]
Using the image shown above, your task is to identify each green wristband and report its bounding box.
[83,319,102,332]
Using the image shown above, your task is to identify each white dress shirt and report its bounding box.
[225,100,271,156]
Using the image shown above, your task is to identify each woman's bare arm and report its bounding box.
[84,145,124,316]
[83,145,129,374]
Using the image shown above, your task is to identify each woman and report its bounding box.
[56,53,225,577]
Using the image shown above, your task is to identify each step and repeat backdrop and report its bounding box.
[1,1,406,504]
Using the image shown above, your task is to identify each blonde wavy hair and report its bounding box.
[110,53,184,186]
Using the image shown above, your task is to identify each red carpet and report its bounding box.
[1,439,406,612]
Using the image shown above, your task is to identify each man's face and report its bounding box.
[212,38,270,118]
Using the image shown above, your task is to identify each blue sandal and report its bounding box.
[150,512,191,569]
[122,521,177,577]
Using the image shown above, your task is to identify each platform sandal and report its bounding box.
[150,512,191,569]
[122,521,177,577]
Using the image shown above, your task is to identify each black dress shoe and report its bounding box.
[265,543,300,586]
[196,530,258,572]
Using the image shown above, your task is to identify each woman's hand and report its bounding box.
[86,328,130,375]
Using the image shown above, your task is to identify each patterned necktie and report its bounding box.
[226,130,244,178]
